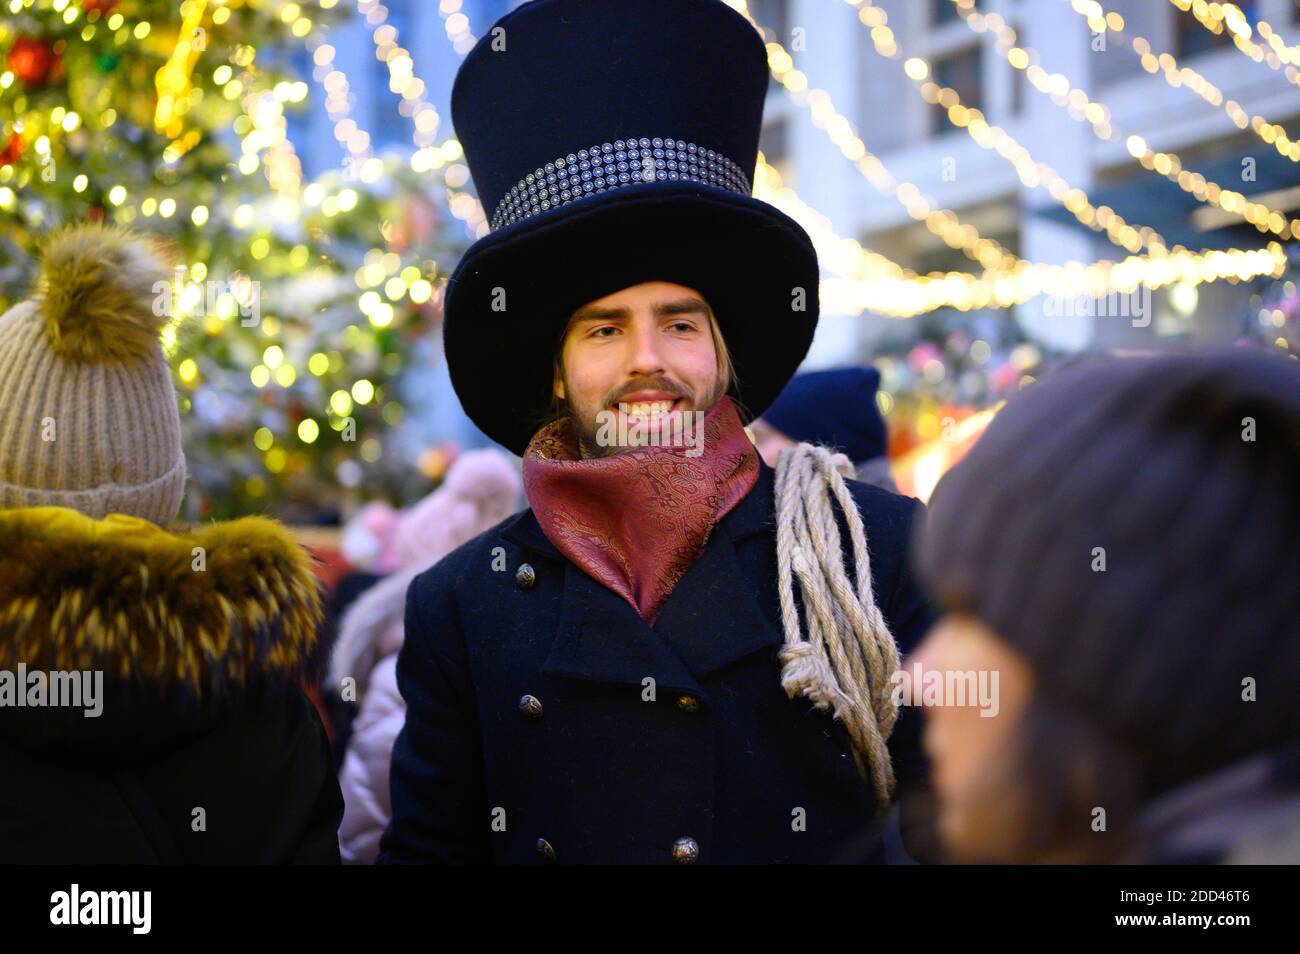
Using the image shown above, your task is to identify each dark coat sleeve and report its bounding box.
[376,557,492,864]
[878,494,944,863]
[882,495,937,788]
[286,691,347,864]
[128,689,343,864]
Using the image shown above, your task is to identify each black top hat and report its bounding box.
[444,0,820,454]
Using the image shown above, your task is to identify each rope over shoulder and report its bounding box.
[774,441,903,814]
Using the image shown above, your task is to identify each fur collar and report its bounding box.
[0,507,323,697]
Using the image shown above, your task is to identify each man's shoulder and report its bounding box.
[838,476,923,564]
[402,508,535,663]
[407,507,530,601]
[749,457,922,546]
[843,476,923,528]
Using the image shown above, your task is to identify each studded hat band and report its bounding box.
[488,136,752,230]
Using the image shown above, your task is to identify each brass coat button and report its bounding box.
[676,694,700,713]
[518,694,544,720]
[670,836,699,864]
[515,563,536,590]
[536,837,556,862]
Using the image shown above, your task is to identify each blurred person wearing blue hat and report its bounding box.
[753,367,899,493]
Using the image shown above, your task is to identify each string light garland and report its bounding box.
[822,238,1287,318]
[1069,0,1300,164]
[311,40,377,177]
[952,0,1300,241]
[754,154,917,285]
[1169,0,1300,81]
[724,0,1023,271]
[302,14,482,238]
[410,0,1285,319]
[356,0,440,149]
[843,0,1169,256]
[438,0,477,56]
[1253,15,1300,67]
[349,0,485,238]
[756,154,1286,317]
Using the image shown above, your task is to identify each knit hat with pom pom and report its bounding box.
[0,223,186,525]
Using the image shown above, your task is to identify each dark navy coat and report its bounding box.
[378,458,936,864]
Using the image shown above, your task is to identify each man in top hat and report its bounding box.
[377,0,937,864]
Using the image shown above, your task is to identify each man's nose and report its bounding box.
[626,322,667,376]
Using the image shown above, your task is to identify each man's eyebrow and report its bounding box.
[654,297,709,317]
[569,304,629,323]
[568,297,709,324]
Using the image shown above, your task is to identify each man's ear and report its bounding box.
[553,376,565,400]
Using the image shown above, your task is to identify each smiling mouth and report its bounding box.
[614,397,686,421]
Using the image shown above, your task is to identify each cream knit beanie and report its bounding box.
[0,223,186,525]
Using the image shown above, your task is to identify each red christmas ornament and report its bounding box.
[84,0,120,14]
[87,206,104,221]
[6,36,61,88]
[0,132,22,166]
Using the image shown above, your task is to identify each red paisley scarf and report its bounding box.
[522,395,760,625]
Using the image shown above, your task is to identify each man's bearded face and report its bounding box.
[553,281,727,458]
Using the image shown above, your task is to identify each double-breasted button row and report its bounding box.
[534,836,697,863]
[536,835,697,863]
[521,691,696,718]
[671,837,699,864]
[518,694,544,720]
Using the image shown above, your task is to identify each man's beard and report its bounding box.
[566,376,725,459]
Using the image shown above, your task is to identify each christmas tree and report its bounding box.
[1,0,467,522]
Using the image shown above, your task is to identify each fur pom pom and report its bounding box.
[35,223,174,363]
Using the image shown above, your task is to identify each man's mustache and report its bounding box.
[606,377,692,407]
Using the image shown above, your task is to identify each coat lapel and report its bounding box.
[541,560,704,697]
[500,458,785,698]
[651,461,784,678]
[501,508,704,697]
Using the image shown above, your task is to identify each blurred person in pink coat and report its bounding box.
[329,449,522,864]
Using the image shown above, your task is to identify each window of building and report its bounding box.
[1010,27,1024,116]
[933,0,980,26]
[751,0,789,42]
[1174,0,1258,58]
[931,44,983,136]
[759,117,790,181]
[751,0,789,91]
